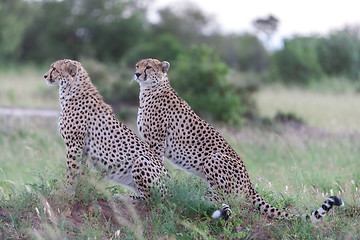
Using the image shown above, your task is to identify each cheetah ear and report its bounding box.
[161,61,170,73]
[67,64,77,77]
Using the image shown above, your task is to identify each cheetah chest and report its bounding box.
[137,106,145,140]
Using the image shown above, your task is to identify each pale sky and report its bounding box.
[148,0,360,47]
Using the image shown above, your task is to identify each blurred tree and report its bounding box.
[171,45,249,123]
[215,34,269,72]
[271,37,323,84]
[82,58,139,106]
[317,28,360,79]
[0,0,33,62]
[152,3,214,48]
[21,0,148,63]
[123,33,185,65]
[236,34,269,72]
[253,14,279,49]
[253,15,279,37]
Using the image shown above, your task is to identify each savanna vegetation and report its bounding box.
[1,0,360,239]
[1,107,359,239]
[2,0,360,122]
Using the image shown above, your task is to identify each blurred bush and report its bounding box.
[213,34,270,73]
[82,58,139,106]
[81,45,258,124]
[151,3,213,48]
[14,0,148,63]
[270,28,360,84]
[317,28,360,79]
[270,37,323,84]
[274,111,304,125]
[0,0,33,62]
[171,45,256,124]
[123,33,185,64]
[2,0,360,125]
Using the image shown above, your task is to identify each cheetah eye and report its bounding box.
[145,66,152,70]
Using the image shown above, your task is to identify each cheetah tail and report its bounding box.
[309,195,344,222]
[251,190,344,222]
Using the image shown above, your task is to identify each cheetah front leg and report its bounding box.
[59,115,87,186]
[65,145,86,186]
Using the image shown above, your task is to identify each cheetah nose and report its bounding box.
[135,72,141,78]
[44,74,48,79]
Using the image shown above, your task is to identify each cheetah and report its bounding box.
[44,59,169,200]
[134,58,343,222]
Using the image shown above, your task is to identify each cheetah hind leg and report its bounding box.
[203,152,240,221]
[130,156,169,202]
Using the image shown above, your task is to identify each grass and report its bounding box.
[0,65,59,109]
[0,117,64,193]
[0,117,359,239]
[0,68,359,238]
[256,85,360,131]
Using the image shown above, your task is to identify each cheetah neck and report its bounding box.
[58,77,96,108]
[139,79,171,106]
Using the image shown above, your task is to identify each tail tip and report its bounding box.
[329,196,344,207]
[212,204,232,220]
[211,210,222,219]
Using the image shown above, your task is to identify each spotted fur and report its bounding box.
[134,58,343,221]
[44,59,168,200]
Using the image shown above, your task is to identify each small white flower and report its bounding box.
[35,207,41,219]
[25,185,31,193]
[46,202,52,217]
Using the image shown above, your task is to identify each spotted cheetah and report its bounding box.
[134,58,343,222]
[44,59,169,200]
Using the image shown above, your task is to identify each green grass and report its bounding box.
[0,117,64,193]
[0,68,359,238]
[0,117,359,239]
[256,86,360,131]
[0,66,59,109]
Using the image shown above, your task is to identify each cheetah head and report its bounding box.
[134,58,170,88]
[44,59,81,86]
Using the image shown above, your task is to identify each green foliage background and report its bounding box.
[1,1,360,238]
[172,45,246,123]
[1,0,360,123]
